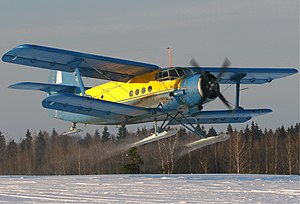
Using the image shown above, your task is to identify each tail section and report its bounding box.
[48,70,80,120]
[48,70,79,86]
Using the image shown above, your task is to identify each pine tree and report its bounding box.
[19,129,34,174]
[50,128,59,148]
[123,147,143,173]
[116,124,128,142]
[7,139,17,158]
[278,125,286,140]
[6,139,17,174]
[35,130,46,174]
[101,126,110,143]
[0,132,5,154]
[24,129,33,151]
[207,127,217,137]
[0,132,6,174]
[79,133,92,147]
[226,124,233,135]
[93,129,101,143]
[141,127,148,137]
[243,125,251,141]
[251,122,263,140]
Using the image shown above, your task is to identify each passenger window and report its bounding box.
[141,87,146,94]
[148,86,152,92]
[135,89,139,95]
[129,90,133,97]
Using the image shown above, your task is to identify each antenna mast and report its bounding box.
[167,47,172,68]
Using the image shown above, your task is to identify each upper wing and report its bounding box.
[2,44,160,82]
[189,67,298,84]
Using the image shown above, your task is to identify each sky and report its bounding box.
[0,0,299,141]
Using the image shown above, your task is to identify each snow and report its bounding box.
[0,174,299,203]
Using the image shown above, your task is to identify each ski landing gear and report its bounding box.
[133,113,178,147]
[62,122,83,135]
[133,111,231,152]
[185,133,230,152]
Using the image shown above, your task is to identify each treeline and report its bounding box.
[0,122,299,175]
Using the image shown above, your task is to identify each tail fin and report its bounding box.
[49,70,79,86]
[48,70,79,120]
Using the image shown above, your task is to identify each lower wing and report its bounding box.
[42,94,158,122]
[168,109,272,125]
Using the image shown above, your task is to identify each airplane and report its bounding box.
[2,44,298,151]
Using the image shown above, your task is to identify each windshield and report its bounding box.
[155,68,190,81]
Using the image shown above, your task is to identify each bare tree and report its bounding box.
[157,134,178,174]
[230,130,249,174]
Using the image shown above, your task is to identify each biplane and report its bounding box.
[2,44,298,151]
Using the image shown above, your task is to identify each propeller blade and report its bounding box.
[222,57,231,68]
[189,58,200,67]
[190,58,209,81]
[216,57,231,80]
[217,91,232,109]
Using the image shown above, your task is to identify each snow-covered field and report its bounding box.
[0,174,299,203]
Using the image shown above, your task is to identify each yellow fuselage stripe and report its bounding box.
[85,71,181,107]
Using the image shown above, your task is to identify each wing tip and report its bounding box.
[291,68,298,74]
[8,82,32,90]
[2,44,35,62]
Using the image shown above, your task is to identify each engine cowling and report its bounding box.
[161,73,220,111]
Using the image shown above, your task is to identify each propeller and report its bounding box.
[189,58,232,110]
[190,58,209,82]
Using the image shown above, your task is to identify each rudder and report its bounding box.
[48,70,79,86]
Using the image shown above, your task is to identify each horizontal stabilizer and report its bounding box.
[8,82,82,93]
[186,134,230,152]
[134,130,178,147]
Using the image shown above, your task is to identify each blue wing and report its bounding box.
[8,82,88,94]
[168,108,272,125]
[42,94,157,119]
[187,67,298,84]
[2,44,160,82]
[42,93,271,125]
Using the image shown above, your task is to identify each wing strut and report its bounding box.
[235,82,241,109]
[229,73,246,110]
[69,60,86,96]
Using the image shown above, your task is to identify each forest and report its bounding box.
[0,122,299,175]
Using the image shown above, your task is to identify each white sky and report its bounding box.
[0,0,299,140]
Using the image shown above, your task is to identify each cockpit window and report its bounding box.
[162,71,168,78]
[156,68,189,81]
[169,69,178,80]
[176,68,185,77]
